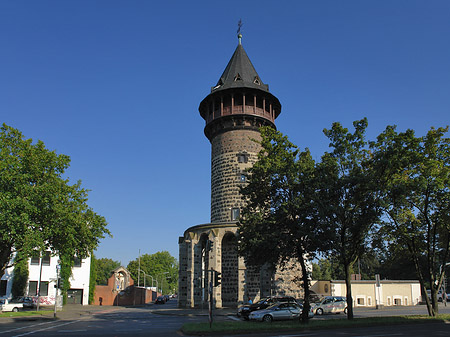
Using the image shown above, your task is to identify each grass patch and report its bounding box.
[181,314,450,335]
[0,310,54,318]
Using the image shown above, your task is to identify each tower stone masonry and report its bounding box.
[178,34,304,308]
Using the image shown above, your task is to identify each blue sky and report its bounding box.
[1,1,449,266]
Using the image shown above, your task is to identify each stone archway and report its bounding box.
[221,232,238,306]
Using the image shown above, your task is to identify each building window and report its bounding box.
[30,253,40,265]
[231,208,240,221]
[39,282,49,296]
[28,281,38,296]
[73,257,82,267]
[394,298,402,306]
[237,153,248,163]
[42,251,51,266]
[357,297,365,306]
[0,280,7,296]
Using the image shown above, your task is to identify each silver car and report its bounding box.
[313,296,347,315]
[249,302,313,322]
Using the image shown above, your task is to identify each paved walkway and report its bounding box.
[0,304,236,324]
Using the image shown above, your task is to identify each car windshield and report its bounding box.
[265,303,280,310]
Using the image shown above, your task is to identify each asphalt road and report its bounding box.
[0,300,200,337]
[1,301,450,336]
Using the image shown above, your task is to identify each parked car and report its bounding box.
[155,296,166,304]
[427,289,444,302]
[0,298,23,312]
[249,302,312,322]
[11,296,35,309]
[312,296,347,315]
[237,296,296,320]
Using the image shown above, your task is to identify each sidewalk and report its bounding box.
[0,304,237,324]
[0,305,121,324]
[150,306,236,317]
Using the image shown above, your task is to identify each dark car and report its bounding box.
[237,296,297,320]
[11,296,35,309]
[155,296,165,304]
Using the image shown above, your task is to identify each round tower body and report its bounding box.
[200,88,280,222]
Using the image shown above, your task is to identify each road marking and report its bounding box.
[227,315,241,321]
[0,321,56,334]
[353,333,403,337]
[278,334,318,337]
[12,321,78,337]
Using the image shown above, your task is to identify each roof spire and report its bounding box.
[237,19,243,45]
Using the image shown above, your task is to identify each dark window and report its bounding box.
[73,257,82,267]
[39,282,49,296]
[42,251,51,266]
[28,281,38,296]
[30,254,40,265]
[0,280,7,296]
[231,208,240,221]
[237,153,248,163]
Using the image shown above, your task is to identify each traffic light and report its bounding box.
[214,271,221,287]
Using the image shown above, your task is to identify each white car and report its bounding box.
[0,298,23,312]
[312,296,347,315]
[249,302,313,322]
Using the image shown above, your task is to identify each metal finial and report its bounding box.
[237,19,243,44]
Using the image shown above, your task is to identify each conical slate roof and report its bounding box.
[210,40,269,93]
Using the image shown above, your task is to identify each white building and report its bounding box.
[0,252,91,306]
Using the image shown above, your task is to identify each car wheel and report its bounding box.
[263,315,273,322]
[344,307,348,314]
[316,308,323,315]
[243,316,249,321]
[12,307,19,312]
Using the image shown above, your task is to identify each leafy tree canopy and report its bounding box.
[371,125,450,316]
[317,118,382,319]
[239,126,325,322]
[94,256,121,285]
[127,251,178,295]
[0,124,110,277]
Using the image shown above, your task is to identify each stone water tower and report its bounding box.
[178,33,284,308]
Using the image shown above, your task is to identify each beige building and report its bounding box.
[311,280,421,307]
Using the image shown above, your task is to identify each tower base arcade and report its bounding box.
[178,222,306,308]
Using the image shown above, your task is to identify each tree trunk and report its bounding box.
[298,251,311,323]
[344,262,354,320]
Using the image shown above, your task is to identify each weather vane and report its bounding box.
[237,19,243,44]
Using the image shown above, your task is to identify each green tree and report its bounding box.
[11,252,28,298]
[371,125,450,316]
[95,257,121,285]
[316,118,381,319]
[89,253,97,304]
[239,127,325,323]
[127,251,178,295]
[0,124,110,278]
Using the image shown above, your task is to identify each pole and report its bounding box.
[209,270,213,328]
[36,253,43,312]
[54,264,60,318]
[138,249,141,287]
